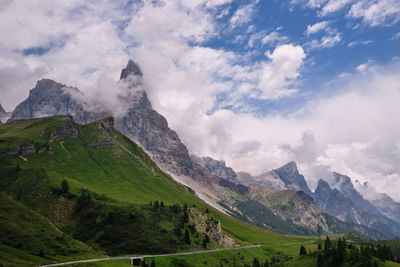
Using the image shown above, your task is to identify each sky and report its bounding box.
[1,0,400,200]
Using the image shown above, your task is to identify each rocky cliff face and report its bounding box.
[0,104,11,124]
[8,79,108,124]
[236,162,312,196]
[191,155,237,183]
[370,193,400,224]
[249,186,329,232]
[327,173,400,236]
[188,208,235,248]
[330,172,380,216]
[271,162,313,196]
[313,179,396,238]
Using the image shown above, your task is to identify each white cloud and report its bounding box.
[229,2,257,28]
[347,0,400,26]
[304,20,341,50]
[258,44,306,99]
[307,33,342,49]
[391,32,400,40]
[185,60,400,201]
[320,0,354,15]
[308,0,328,8]
[294,0,400,27]
[261,31,289,45]
[306,21,330,35]
[347,40,373,47]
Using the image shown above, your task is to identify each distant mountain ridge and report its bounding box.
[236,162,312,195]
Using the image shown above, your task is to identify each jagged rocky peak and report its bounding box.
[332,172,353,189]
[272,161,313,196]
[315,179,333,195]
[35,78,64,90]
[275,161,299,175]
[0,103,12,124]
[120,59,143,79]
[191,155,237,182]
[0,103,5,114]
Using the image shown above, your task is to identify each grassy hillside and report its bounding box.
[0,116,319,265]
[0,192,98,266]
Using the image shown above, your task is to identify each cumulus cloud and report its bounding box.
[258,44,306,99]
[171,60,400,201]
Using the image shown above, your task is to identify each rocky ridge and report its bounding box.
[188,208,235,248]
[0,104,11,124]
[191,155,237,183]
[314,179,397,238]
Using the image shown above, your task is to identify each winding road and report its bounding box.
[38,245,263,266]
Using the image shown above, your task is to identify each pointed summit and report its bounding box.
[0,103,5,114]
[272,161,312,196]
[0,103,12,124]
[276,161,299,174]
[120,59,143,80]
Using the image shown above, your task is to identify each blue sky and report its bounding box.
[197,0,400,115]
[1,0,400,199]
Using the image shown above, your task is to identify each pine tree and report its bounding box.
[324,236,332,250]
[299,245,307,256]
[184,229,191,244]
[252,257,260,267]
[154,200,159,209]
[160,201,164,209]
[61,180,69,194]
[183,208,189,224]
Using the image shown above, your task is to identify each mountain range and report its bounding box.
[4,59,400,240]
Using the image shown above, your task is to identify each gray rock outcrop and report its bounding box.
[188,207,235,247]
[0,144,36,159]
[8,79,108,124]
[50,121,80,140]
[120,59,143,79]
[238,162,312,196]
[191,155,237,183]
[0,104,11,124]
